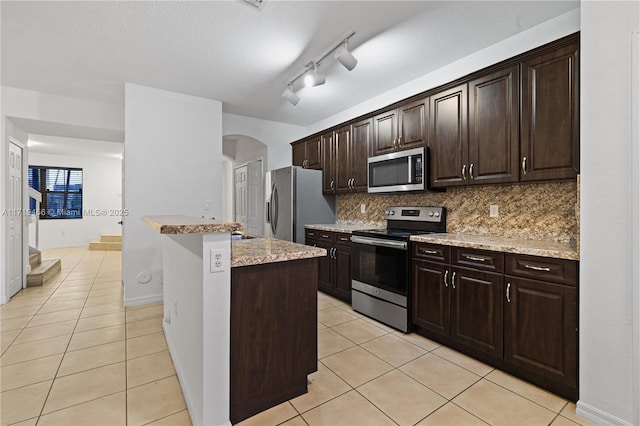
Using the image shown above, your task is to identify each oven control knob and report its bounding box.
[434,212,440,217]
[428,212,434,217]
[388,211,395,215]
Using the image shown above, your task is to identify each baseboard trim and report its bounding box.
[123,294,163,308]
[577,401,633,426]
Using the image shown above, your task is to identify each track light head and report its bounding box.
[304,64,326,88]
[282,84,299,106]
[334,42,358,71]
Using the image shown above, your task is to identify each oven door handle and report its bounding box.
[350,236,407,250]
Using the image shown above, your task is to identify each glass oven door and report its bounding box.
[351,235,408,296]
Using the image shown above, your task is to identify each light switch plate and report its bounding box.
[361,204,366,214]
[490,205,499,218]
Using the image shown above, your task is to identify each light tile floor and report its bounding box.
[0,247,593,426]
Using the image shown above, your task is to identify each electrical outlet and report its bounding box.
[361,204,366,214]
[210,248,226,273]
[490,205,499,218]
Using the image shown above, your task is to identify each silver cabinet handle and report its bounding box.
[506,282,511,303]
[444,270,449,287]
[469,163,474,180]
[451,271,456,289]
[320,234,330,239]
[464,255,486,262]
[330,180,335,191]
[522,157,527,175]
[398,135,402,146]
[421,249,438,255]
[524,264,551,272]
[308,231,315,237]
[333,248,337,259]
[462,164,467,180]
[351,177,355,188]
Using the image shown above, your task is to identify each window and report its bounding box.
[28,166,83,219]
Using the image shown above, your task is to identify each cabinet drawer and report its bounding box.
[305,229,320,242]
[505,254,577,286]
[412,243,450,263]
[335,232,352,246]
[316,231,336,242]
[453,247,504,273]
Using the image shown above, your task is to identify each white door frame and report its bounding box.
[631,30,640,426]
[7,137,29,297]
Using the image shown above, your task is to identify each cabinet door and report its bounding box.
[411,260,450,337]
[521,42,579,181]
[372,109,398,156]
[321,132,335,194]
[450,267,503,357]
[334,244,352,302]
[398,98,427,151]
[306,137,323,170]
[292,141,306,167]
[429,84,468,188]
[504,276,577,387]
[316,240,334,294]
[350,119,370,191]
[334,126,351,193]
[468,65,519,184]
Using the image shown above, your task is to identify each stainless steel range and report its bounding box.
[350,206,446,332]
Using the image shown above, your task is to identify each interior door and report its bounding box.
[245,160,263,235]
[234,166,248,232]
[8,142,24,297]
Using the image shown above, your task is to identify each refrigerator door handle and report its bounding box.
[272,183,279,234]
[266,201,271,223]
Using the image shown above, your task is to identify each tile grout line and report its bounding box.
[35,249,106,423]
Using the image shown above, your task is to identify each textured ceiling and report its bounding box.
[1,1,578,127]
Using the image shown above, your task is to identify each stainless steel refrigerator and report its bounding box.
[265,166,336,243]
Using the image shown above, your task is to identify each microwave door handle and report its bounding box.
[408,155,414,183]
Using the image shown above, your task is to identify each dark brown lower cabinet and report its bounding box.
[451,267,503,358]
[411,242,578,401]
[306,229,351,303]
[412,260,450,336]
[230,258,318,424]
[504,276,577,388]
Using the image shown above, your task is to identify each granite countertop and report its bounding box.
[410,233,579,260]
[231,238,327,267]
[305,223,383,233]
[142,215,242,235]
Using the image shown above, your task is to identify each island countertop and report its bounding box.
[142,215,242,234]
[231,238,326,267]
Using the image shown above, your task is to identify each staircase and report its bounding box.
[26,247,61,287]
[89,233,122,251]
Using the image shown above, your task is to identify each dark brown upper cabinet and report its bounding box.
[371,99,427,157]
[468,65,520,184]
[321,131,335,193]
[324,119,370,194]
[429,84,468,188]
[521,40,579,181]
[291,136,322,169]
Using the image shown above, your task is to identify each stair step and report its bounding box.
[89,240,122,251]
[29,251,41,269]
[27,259,61,287]
[100,233,122,243]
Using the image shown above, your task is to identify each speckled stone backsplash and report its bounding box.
[337,182,578,243]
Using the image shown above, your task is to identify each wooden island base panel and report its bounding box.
[230,258,319,424]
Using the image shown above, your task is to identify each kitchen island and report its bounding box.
[142,216,325,426]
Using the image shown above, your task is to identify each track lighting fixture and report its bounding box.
[304,64,326,88]
[334,41,358,71]
[282,31,357,106]
[282,84,300,106]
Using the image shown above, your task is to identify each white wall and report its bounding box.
[123,84,222,307]
[222,113,306,171]
[579,2,639,425]
[28,151,122,249]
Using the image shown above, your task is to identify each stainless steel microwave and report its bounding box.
[368,147,425,193]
